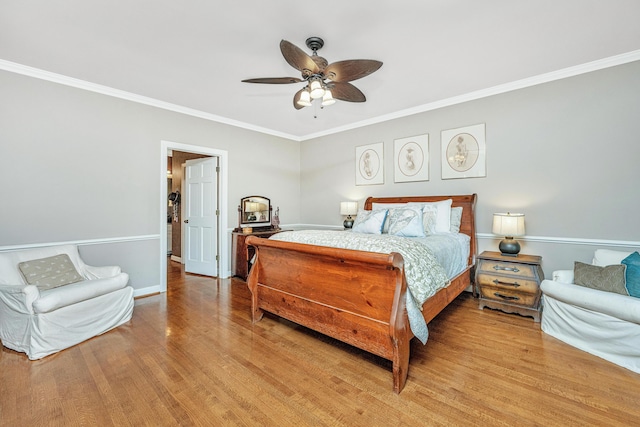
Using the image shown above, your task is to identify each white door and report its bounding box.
[184,157,218,276]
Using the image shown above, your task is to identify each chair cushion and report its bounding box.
[574,261,628,295]
[18,254,83,290]
[622,252,640,298]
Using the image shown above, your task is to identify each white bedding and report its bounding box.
[269,230,470,344]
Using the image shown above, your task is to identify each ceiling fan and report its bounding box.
[242,37,383,110]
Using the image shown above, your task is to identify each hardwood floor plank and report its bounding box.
[2,259,640,426]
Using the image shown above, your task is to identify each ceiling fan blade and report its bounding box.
[324,60,383,82]
[280,40,320,76]
[242,77,303,84]
[293,89,306,110]
[329,82,366,102]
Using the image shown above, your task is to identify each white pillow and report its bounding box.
[593,249,634,267]
[386,206,425,237]
[408,199,452,233]
[352,209,387,234]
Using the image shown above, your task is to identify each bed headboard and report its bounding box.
[363,194,478,265]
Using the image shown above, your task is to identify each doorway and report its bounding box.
[160,141,229,293]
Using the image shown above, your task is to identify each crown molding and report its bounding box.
[301,49,640,140]
[2,49,640,142]
[0,59,301,141]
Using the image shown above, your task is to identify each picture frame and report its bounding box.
[394,134,429,183]
[355,142,384,185]
[441,123,486,179]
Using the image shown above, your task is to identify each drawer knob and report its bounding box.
[494,292,520,301]
[493,279,520,288]
[493,265,519,273]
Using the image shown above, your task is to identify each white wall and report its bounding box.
[299,60,640,277]
[0,70,301,292]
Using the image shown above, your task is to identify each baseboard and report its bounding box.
[133,285,163,298]
[170,255,182,263]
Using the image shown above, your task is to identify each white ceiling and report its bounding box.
[2,1,640,141]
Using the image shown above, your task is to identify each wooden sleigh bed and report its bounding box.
[246,194,477,393]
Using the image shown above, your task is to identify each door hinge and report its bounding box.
[215,255,219,261]
[216,209,220,216]
[216,166,220,172]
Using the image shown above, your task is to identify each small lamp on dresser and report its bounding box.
[340,201,358,229]
[492,212,525,256]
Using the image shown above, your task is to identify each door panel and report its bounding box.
[184,157,218,276]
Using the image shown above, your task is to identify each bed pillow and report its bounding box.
[18,254,84,290]
[408,199,452,233]
[450,206,463,233]
[351,209,387,234]
[386,206,425,237]
[372,203,407,233]
[573,261,628,295]
[622,251,640,298]
[420,204,438,235]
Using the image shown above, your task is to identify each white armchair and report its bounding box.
[540,249,640,374]
[0,244,134,359]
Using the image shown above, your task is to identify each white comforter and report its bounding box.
[269,230,470,343]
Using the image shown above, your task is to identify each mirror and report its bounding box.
[239,196,271,229]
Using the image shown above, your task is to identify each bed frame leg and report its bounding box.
[392,336,410,394]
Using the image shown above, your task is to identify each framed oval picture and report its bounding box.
[441,123,486,179]
[394,134,429,183]
[355,142,384,185]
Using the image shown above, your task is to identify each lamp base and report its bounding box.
[498,237,521,257]
[343,216,354,229]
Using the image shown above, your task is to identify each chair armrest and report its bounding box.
[0,284,40,314]
[551,269,574,284]
[82,264,122,280]
[541,280,640,324]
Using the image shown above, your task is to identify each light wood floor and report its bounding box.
[2,260,640,426]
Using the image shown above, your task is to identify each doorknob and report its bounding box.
[184,219,189,223]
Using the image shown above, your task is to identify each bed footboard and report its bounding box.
[246,236,411,393]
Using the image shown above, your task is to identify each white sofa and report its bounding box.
[0,244,134,359]
[540,249,640,374]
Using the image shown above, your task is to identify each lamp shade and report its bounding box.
[492,213,525,237]
[340,201,358,216]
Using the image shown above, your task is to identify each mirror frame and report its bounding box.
[239,196,272,229]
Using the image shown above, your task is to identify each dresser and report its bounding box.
[231,229,285,280]
[476,251,544,322]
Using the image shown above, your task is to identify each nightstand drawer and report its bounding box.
[476,273,540,294]
[477,260,538,279]
[479,285,539,307]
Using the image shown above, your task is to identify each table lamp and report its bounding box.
[492,212,525,256]
[340,201,358,229]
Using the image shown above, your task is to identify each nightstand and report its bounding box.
[476,251,544,322]
[231,229,288,280]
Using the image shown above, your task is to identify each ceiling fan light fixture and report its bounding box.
[322,89,335,106]
[297,89,312,107]
[309,78,325,99]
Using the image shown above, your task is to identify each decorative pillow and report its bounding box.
[449,206,463,234]
[573,261,628,295]
[351,209,387,234]
[18,254,83,290]
[420,204,438,235]
[386,206,425,237]
[372,203,407,233]
[622,251,640,298]
[408,199,452,233]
